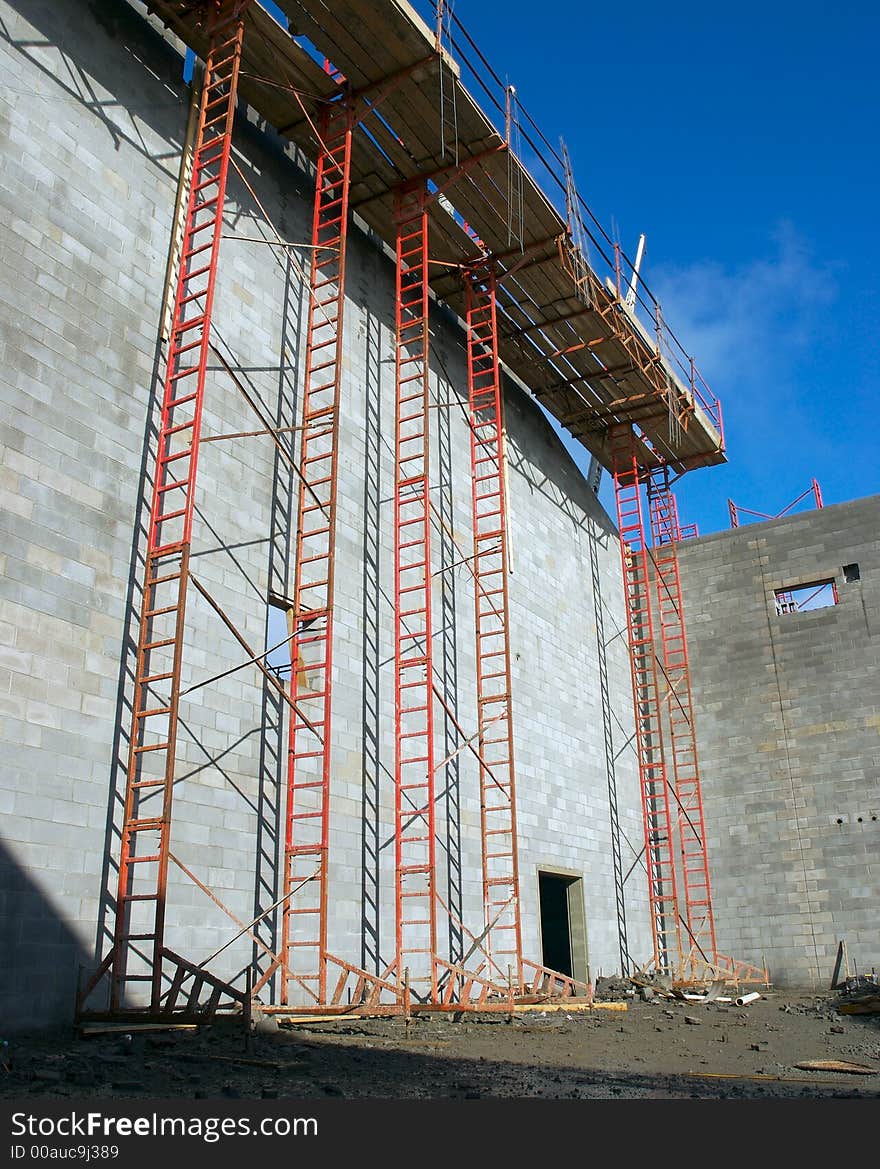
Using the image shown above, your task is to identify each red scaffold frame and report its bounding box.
[280,99,355,1008]
[463,263,523,983]
[647,466,718,975]
[392,181,439,1000]
[109,0,250,1013]
[610,428,682,976]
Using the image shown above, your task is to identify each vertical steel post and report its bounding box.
[111,0,249,1011]
[463,265,523,984]
[281,99,354,1006]
[392,181,438,1000]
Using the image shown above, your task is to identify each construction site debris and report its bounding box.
[832,973,880,1016]
[5,988,880,1100]
[794,1060,877,1075]
[79,1023,199,1037]
[593,975,632,1000]
[838,998,880,1015]
[736,992,762,1006]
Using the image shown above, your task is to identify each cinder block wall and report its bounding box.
[0,0,649,1029]
[677,497,880,986]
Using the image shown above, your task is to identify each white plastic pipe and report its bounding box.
[624,233,647,309]
[735,991,761,1006]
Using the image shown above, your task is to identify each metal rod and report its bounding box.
[188,573,323,741]
[168,851,279,962]
[198,867,321,971]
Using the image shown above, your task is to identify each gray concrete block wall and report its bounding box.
[678,496,880,986]
[0,0,195,1027]
[0,0,650,1028]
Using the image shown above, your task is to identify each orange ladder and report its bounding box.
[392,182,438,1001]
[463,265,523,982]
[647,469,717,974]
[281,100,354,1007]
[110,0,248,1012]
[611,428,682,976]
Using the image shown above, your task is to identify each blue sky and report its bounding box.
[418,0,880,533]
[265,1,878,534]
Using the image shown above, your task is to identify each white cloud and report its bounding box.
[643,226,847,528]
[650,224,838,395]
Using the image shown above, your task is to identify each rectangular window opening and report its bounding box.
[266,596,294,678]
[774,579,838,615]
[843,563,861,583]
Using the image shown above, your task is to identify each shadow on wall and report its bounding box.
[0,0,311,966]
[0,0,189,176]
[0,839,90,1034]
[501,370,618,543]
[2,0,632,1013]
[0,0,195,1022]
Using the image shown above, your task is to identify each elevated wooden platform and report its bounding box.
[146,0,725,474]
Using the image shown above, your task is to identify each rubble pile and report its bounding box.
[833,974,880,1016]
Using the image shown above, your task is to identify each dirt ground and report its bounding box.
[2,986,879,1101]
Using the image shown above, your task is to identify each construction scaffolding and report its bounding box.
[728,478,824,528]
[463,263,523,981]
[610,437,767,984]
[105,1,251,1017]
[392,179,439,1000]
[647,467,717,977]
[279,97,354,1008]
[78,0,759,1024]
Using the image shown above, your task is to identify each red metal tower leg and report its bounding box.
[463,265,523,983]
[610,428,681,976]
[110,0,249,1012]
[280,102,354,1007]
[647,469,717,975]
[393,182,438,1001]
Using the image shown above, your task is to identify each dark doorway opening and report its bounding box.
[539,871,574,977]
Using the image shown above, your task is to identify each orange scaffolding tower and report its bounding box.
[83,0,252,1019]
[647,466,717,976]
[611,428,682,976]
[383,170,590,1007]
[612,430,766,984]
[280,99,354,1008]
[392,180,440,1001]
[463,263,523,983]
[76,0,770,1024]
